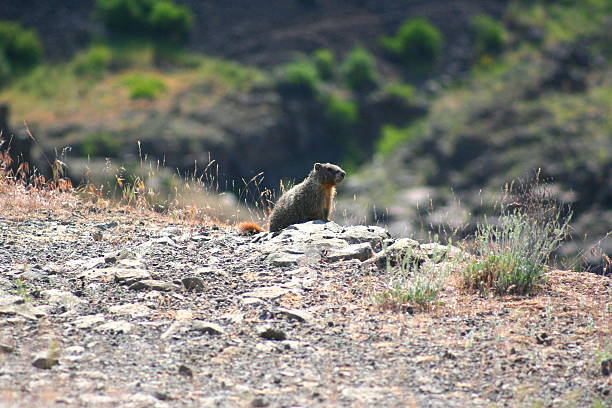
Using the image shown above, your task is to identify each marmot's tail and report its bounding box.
[237,222,265,234]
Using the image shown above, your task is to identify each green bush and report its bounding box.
[95,0,193,44]
[312,48,336,80]
[324,93,359,133]
[72,45,113,77]
[0,21,43,73]
[461,179,571,295]
[0,51,10,83]
[277,58,320,96]
[383,81,415,103]
[341,46,377,91]
[381,18,443,73]
[122,73,167,99]
[81,132,123,157]
[376,121,425,156]
[470,14,507,56]
[376,246,449,312]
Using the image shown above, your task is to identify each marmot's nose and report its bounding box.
[338,171,345,180]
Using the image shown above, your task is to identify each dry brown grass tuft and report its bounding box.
[0,146,227,227]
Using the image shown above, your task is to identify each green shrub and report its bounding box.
[0,51,10,83]
[461,178,571,295]
[381,18,443,73]
[341,46,377,91]
[95,0,193,44]
[376,246,449,311]
[199,57,266,90]
[148,0,193,42]
[324,93,359,133]
[277,58,320,96]
[376,121,425,156]
[470,14,507,56]
[312,48,336,80]
[0,21,43,72]
[122,73,167,99]
[81,132,123,157]
[72,45,113,77]
[383,81,415,103]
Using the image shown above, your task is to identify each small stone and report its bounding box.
[243,286,289,300]
[282,340,305,350]
[65,345,85,355]
[251,397,269,407]
[602,358,612,376]
[129,280,180,292]
[104,252,119,264]
[118,259,144,268]
[277,308,313,323]
[259,326,287,341]
[95,221,118,230]
[153,391,172,401]
[95,320,134,334]
[0,304,44,321]
[0,339,15,353]
[108,303,151,317]
[32,353,59,369]
[325,243,374,262]
[242,297,265,306]
[41,289,84,308]
[0,293,25,306]
[420,243,464,260]
[535,332,553,346]
[419,384,444,394]
[74,314,105,329]
[181,277,205,292]
[191,321,225,335]
[159,226,181,237]
[161,321,184,340]
[265,251,312,267]
[178,364,193,378]
[112,268,152,284]
[190,235,209,242]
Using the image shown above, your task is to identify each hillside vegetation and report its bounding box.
[0,0,610,269]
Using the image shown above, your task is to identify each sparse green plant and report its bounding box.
[0,21,43,82]
[377,246,449,311]
[95,0,193,44]
[341,46,378,91]
[380,17,443,74]
[121,73,166,99]
[383,81,415,103]
[470,14,507,57]
[376,120,426,156]
[12,276,31,302]
[312,48,336,80]
[323,93,359,134]
[276,58,320,96]
[462,175,572,295]
[72,45,113,77]
[199,57,267,90]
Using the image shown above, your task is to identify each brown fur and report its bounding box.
[237,163,346,233]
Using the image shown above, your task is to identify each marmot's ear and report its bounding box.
[314,163,322,171]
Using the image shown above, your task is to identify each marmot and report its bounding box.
[238,162,346,233]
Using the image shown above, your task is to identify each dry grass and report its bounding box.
[0,143,229,227]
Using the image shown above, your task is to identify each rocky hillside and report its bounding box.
[0,191,610,407]
[1,0,507,68]
[1,0,610,269]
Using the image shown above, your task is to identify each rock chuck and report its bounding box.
[238,162,346,233]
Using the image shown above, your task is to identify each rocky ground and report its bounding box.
[0,200,610,408]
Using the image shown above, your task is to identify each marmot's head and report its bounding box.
[313,162,346,185]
